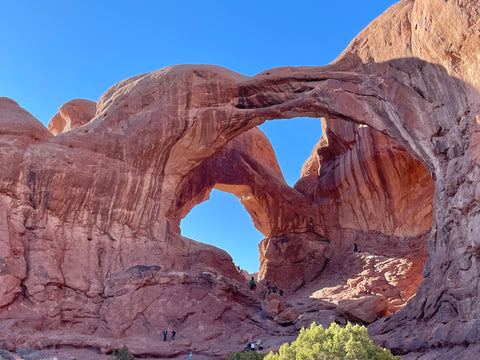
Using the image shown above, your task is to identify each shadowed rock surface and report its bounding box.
[1,1,480,359]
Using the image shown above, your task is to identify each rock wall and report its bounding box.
[339,0,480,355]
[1,0,480,358]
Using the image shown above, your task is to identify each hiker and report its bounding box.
[189,352,192,359]
[249,276,256,290]
[260,289,266,300]
[256,339,264,351]
[171,329,176,340]
[163,328,168,341]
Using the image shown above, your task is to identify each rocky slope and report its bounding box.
[1,0,480,359]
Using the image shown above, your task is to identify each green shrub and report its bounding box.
[228,351,266,360]
[110,345,134,360]
[264,322,400,360]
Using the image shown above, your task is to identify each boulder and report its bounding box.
[263,294,286,318]
[274,308,300,325]
[336,296,389,324]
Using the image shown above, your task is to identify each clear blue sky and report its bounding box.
[1,1,398,273]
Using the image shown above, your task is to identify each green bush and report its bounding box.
[110,345,134,360]
[228,351,266,360]
[264,322,400,360]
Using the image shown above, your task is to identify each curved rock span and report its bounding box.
[1,0,480,358]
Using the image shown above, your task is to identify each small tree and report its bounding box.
[264,322,400,360]
[110,345,134,360]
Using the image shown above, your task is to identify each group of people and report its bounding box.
[264,282,283,297]
[246,339,264,351]
[249,278,284,299]
[163,328,176,341]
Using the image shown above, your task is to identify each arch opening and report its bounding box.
[180,189,263,274]
[179,117,324,274]
[176,102,434,323]
[284,115,434,322]
[258,117,323,187]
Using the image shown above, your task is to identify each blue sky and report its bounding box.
[1,1,398,273]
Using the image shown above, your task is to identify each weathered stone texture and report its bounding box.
[1,1,480,359]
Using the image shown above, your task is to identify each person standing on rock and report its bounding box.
[260,289,266,299]
[249,276,256,290]
[163,328,168,341]
[171,329,176,340]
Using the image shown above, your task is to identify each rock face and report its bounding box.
[1,0,480,359]
[0,97,52,310]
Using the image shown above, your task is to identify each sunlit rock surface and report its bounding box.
[47,98,96,135]
[1,1,480,359]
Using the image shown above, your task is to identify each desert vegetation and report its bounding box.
[228,322,399,360]
[265,322,399,360]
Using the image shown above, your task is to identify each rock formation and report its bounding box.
[47,99,96,135]
[1,0,480,359]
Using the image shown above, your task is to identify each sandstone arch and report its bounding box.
[0,56,472,358]
[0,57,470,355]
[1,1,480,358]
[170,101,433,293]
